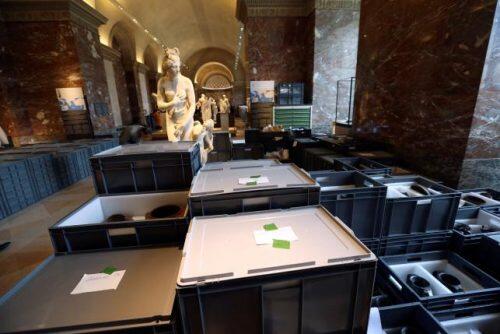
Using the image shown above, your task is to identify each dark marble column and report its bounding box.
[459,2,500,189]
[353,0,497,186]
[0,0,115,144]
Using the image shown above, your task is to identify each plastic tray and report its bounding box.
[177,206,376,334]
[380,176,461,237]
[189,163,320,216]
[378,250,500,310]
[0,247,181,333]
[50,191,189,253]
[452,207,500,254]
[201,159,281,172]
[310,171,386,240]
[91,141,201,194]
[457,188,500,215]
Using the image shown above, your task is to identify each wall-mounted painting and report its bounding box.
[56,87,86,111]
[250,81,275,103]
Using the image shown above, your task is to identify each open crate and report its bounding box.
[378,250,500,310]
[371,303,446,333]
[334,157,392,176]
[50,191,189,253]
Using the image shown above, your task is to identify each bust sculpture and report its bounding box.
[156,48,196,142]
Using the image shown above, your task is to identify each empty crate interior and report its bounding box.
[459,191,500,208]
[441,312,500,334]
[314,172,377,191]
[386,181,442,198]
[339,158,384,170]
[389,259,484,296]
[454,209,500,234]
[58,191,188,227]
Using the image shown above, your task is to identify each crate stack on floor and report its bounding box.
[0,140,202,333]
[0,138,119,219]
[207,130,232,162]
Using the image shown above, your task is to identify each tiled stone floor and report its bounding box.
[0,178,95,296]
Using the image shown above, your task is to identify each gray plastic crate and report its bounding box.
[0,247,181,333]
[310,171,386,241]
[372,303,446,333]
[207,150,231,162]
[379,231,454,256]
[0,160,37,216]
[91,141,201,194]
[303,147,336,171]
[378,250,500,310]
[290,137,321,168]
[201,159,281,172]
[50,191,189,253]
[232,143,265,160]
[213,131,232,152]
[380,176,461,237]
[177,206,377,334]
[334,157,392,176]
[189,163,320,216]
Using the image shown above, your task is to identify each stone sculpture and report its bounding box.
[219,94,230,114]
[191,119,214,165]
[0,126,9,147]
[156,48,196,142]
[197,93,213,123]
[209,97,218,124]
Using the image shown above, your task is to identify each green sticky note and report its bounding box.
[250,175,261,178]
[273,239,290,249]
[263,223,278,231]
[101,266,116,275]
[246,181,257,186]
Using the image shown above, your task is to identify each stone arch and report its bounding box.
[194,62,234,89]
[109,21,136,69]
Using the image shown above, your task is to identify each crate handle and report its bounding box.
[416,199,431,205]
[388,275,403,291]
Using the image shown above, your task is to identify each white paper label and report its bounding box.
[71,270,125,295]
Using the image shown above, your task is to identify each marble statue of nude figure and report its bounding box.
[156,48,196,141]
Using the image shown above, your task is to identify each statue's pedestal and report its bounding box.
[220,113,229,131]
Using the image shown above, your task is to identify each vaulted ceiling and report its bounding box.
[116,0,243,60]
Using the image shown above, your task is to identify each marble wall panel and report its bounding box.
[353,0,496,186]
[312,8,359,134]
[246,16,314,102]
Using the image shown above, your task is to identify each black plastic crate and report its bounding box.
[0,247,181,333]
[49,191,189,253]
[207,151,231,163]
[379,231,454,256]
[91,141,201,194]
[315,154,348,171]
[213,131,232,152]
[432,298,500,333]
[244,128,260,144]
[378,250,500,310]
[189,163,320,216]
[334,157,392,176]
[452,207,500,254]
[380,176,461,237]
[373,303,446,333]
[290,128,311,138]
[177,206,377,334]
[290,137,321,168]
[349,150,397,166]
[303,147,336,171]
[371,273,405,307]
[259,130,292,153]
[0,160,37,216]
[456,233,500,282]
[457,188,500,215]
[232,144,264,160]
[310,171,386,240]
[361,237,380,255]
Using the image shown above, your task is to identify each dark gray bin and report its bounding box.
[303,147,336,171]
[232,143,265,160]
[380,176,461,237]
[50,191,189,253]
[378,250,500,310]
[334,157,392,176]
[375,303,446,333]
[91,141,201,194]
[310,171,387,241]
[0,160,37,216]
[189,163,320,216]
[0,247,181,333]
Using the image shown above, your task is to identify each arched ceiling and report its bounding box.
[115,0,243,61]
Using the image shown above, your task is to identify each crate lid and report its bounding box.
[201,159,281,172]
[190,163,318,196]
[177,206,375,286]
[0,247,181,333]
[93,141,197,157]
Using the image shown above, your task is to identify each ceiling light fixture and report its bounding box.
[234,24,244,72]
[107,0,167,51]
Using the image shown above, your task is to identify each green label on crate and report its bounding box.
[250,175,261,178]
[101,266,117,275]
[246,181,257,186]
[263,223,278,231]
[273,239,290,249]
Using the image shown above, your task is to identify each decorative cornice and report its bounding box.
[315,0,360,10]
[236,0,359,19]
[100,44,121,61]
[0,0,107,29]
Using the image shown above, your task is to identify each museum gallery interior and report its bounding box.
[0,0,499,333]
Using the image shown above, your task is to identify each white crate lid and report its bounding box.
[201,159,281,172]
[177,206,375,286]
[190,163,318,196]
[93,141,197,157]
